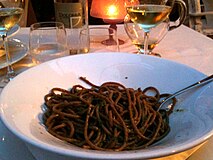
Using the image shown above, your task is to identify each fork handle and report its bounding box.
[158,74,213,111]
[173,74,213,96]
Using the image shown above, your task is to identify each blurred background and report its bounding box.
[28,0,187,26]
[27,0,212,39]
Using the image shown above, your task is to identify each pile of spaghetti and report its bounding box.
[43,77,175,151]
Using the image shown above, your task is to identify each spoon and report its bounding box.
[158,74,213,111]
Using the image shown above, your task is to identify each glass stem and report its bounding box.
[144,31,150,55]
[2,34,16,81]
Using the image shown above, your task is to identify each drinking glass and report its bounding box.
[0,0,25,83]
[29,22,68,64]
[125,0,186,56]
[80,27,119,53]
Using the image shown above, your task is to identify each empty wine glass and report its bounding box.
[124,0,186,56]
[0,0,25,83]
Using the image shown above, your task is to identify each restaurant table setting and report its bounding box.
[1,0,213,159]
[0,23,212,160]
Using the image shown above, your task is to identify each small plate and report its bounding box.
[0,38,28,69]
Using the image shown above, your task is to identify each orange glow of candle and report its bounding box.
[106,5,119,18]
[90,0,126,21]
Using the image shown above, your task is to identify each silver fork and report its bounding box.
[158,74,213,111]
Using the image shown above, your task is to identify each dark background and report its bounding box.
[28,0,185,27]
[29,0,106,26]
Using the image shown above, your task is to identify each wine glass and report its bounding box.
[124,16,170,56]
[124,0,186,56]
[0,0,25,83]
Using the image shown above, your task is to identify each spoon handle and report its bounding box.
[159,74,213,110]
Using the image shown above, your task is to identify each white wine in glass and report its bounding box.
[124,15,169,56]
[0,0,25,83]
[132,23,169,56]
[126,5,171,32]
[126,4,171,55]
[125,0,186,56]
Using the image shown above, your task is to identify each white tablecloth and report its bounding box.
[0,24,213,160]
[7,24,213,75]
[117,24,213,75]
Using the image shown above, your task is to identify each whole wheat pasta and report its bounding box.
[43,77,176,151]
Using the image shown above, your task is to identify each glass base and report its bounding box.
[0,76,11,88]
[0,68,17,88]
[101,38,124,46]
[150,52,161,57]
[135,51,161,57]
[101,38,117,46]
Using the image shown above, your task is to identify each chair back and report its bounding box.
[188,0,213,36]
[202,0,213,27]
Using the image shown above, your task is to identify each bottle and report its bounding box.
[54,0,89,54]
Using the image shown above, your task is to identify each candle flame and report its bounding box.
[106,5,119,18]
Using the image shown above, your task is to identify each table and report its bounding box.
[0,24,212,160]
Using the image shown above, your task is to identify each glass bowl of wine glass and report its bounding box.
[124,0,187,56]
[124,15,170,56]
[0,0,26,84]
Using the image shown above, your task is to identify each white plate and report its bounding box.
[0,120,36,160]
[0,38,28,69]
[0,52,213,160]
